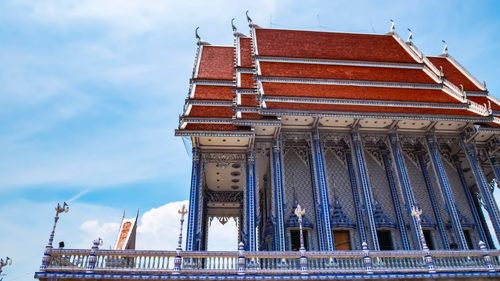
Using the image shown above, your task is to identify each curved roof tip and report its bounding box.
[246,10,253,25]
[441,40,448,56]
[231,18,237,33]
[389,19,395,33]
[195,27,210,46]
[406,28,413,43]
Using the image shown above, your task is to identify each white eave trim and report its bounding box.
[258,76,441,90]
[191,80,235,87]
[256,56,423,69]
[262,96,469,109]
[187,100,233,106]
[193,45,204,79]
[259,108,492,123]
[391,33,423,63]
[444,54,487,91]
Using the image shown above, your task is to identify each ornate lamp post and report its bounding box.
[173,204,188,274]
[411,206,435,273]
[294,204,308,275]
[0,257,12,276]
[40,202,69,271]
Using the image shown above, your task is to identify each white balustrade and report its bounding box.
[43,248,500,275]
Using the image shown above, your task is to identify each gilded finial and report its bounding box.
[441,40,448,56]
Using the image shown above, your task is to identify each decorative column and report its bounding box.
[462,140,500,245]
[381,138,412,250]
[486,137,500,183]
[351,130,379,250]
[426,133,468,249]
[344,146,367,248]
[488,155,500,184]
[388,134,424,249]
[310,129,335,251]
[271,140,286,251]
[411,207,435,274]
[186,147,202,251]
[40,202,69,271]
[415,145,449,249]
[245,150,258,251]
[452,155,490,248]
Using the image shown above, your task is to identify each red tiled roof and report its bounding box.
[240,95,259,106]
[188,106,234,117]
[184,123,242,131]
[239,37,253,68]
[197,46,235,80]
[265,102,482,117]
[193,85,233,100]
[240,113,263,119]
[255,28,416,63]
[259,62,435,84]
[262,83,458,103]
[427,56,483,92]
[468,96,500,111]
[240,73,256,88]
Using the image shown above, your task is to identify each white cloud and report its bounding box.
[0,199,240,280]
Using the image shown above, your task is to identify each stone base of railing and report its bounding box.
[35,271,500,281]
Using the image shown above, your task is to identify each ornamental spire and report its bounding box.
[231,18,237,33]
[246,10,253,25]
[389,19,396,33]
[441,40,448,56]
[407,28,413,43]
[195,27,210,46]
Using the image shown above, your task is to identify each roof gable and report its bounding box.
[255,28,417,63]
[428,56,485,92]
[197,45,235,80]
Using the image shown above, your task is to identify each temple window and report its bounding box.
[290,229,309,251]
[377,230,394,250]
[463,230,474,249]
[333,230,351,250]
[423,229,435,250]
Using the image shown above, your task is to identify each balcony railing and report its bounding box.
[39,247,500,277]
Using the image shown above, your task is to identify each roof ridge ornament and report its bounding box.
[246,10,253,25]
[441,40,448,56]
[389,19,396,34]
[195,27,210,46]
[232,18,245,37]
[406,28,413,43]
[231,18,237,33]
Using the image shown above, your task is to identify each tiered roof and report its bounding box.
[176,20,500,137]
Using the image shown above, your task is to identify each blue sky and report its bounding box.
[0,0,499,279]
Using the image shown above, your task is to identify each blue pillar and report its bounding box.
[186,147,202,251]
[351,130,379,250]
[245,150,258,251]
[452,155,490,248]
[426,134,468,249]
[345,147,367,248]
[415,146,450,249]
[382,138,413,250]
[271,140,286,251]
[310,129,335,251]
[487,152,500,185]
[462,141,500,245]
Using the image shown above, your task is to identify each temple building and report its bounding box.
[35,16,500,280]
